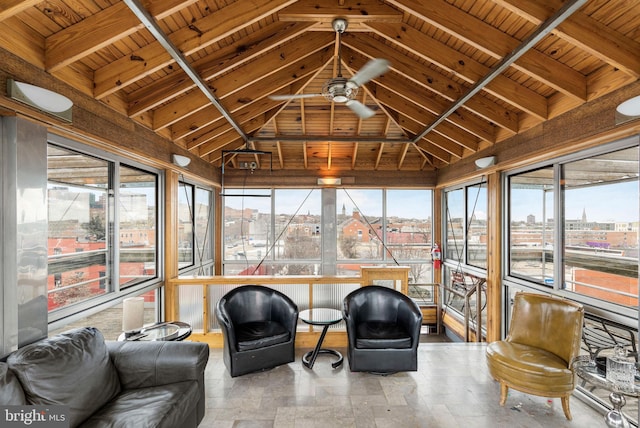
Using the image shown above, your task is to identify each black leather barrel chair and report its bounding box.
[343,285,422,373]
[216,285,298,377]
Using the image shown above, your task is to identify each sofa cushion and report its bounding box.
[80,380,198,428]
[0,362,26,405]
[7,327,121,428]
[236,321,290,351]
[355,321,412,349]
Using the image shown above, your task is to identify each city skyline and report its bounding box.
[223,189,433,220]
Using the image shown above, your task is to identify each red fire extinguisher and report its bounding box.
[431,244,441,269]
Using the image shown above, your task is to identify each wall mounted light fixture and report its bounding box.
[617,95,640,116]
[7,79,73,122]
[475,156,496,169]
[616,95,640,125]
[317,177,341,186]
[172,154,191,168]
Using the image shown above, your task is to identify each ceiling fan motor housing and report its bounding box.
[322,77,358,103]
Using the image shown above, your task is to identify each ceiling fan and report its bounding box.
[269,18,390,119]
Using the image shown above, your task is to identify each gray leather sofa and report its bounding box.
[0,327,209,428]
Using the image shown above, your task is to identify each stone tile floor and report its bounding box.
[201,341,607,428]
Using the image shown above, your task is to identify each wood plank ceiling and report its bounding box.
[1,0,639,172]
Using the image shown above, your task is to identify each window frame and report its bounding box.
[502,135,639,319]
[442,177,488,278]
[47,133,165,326]
[222,187,433,281]
[177,177,214,276]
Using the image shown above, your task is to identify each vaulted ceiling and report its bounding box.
[1,0,639,172]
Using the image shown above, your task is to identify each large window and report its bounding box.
[223,189,274,275]
[507,138,639,310]
[386,190,433,283]
[48,146,109,311]
[442,180,488,323]
[337,189,382,263]
[274,189,321,274]
[443,181,487,269]
[223,188,433,281]
[119,166,157,288]
[178,180,214,274]
[47,140,161,316]
[508,166,555,283]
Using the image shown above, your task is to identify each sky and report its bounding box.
[223,188,433,220]
[511,181,639,223]
[224,181,639,225]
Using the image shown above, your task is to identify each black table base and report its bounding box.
[302,324,343,369]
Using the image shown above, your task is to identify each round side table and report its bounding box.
[299,308,343,369]
[118,321,192,342]
[574,357,639,428]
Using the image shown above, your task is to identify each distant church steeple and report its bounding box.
[582,207,587,223]
[342,203,346,217]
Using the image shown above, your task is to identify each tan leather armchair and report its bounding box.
[486,292,584,420]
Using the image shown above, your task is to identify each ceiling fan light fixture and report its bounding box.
[332,18,348,33]
[322,78,357,103]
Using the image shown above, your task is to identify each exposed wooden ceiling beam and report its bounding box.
[494,0,640,79]
[345,48,497,143]
[0,0,40,21]
[366,22,548,120]
[45,0,196,72]
[170,47,334,143]
[153,33,334,131]
[95,0,297,98]
[342,33,519,134]
[278,0,402,28]
[127,21,316,117]
[387,0,587,101]
[408,0,588,146]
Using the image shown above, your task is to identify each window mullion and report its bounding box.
[554,163,563,292]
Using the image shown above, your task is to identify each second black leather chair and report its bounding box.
[216,285,298,377]
[343,285,422,373]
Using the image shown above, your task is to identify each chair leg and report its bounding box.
[499,382,508,406]
[561,395,572,420]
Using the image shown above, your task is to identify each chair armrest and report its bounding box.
[106,341,209,390]
[271,297,299,335]
[397,300,423,348]
[216,302,238,350]
[342,300,358,346]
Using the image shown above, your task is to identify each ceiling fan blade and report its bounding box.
[347,58,390,88]
[346,100,376,119]
[269,93,322,101]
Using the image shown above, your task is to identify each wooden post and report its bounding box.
[164,170,179,321]
[486,171,502,342]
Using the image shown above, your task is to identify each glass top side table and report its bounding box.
[573,356,640,428]
[298,308,344,369]
[118,321,192,342]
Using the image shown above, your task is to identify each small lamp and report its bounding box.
[7,79,73,122]
[122,297,145,337]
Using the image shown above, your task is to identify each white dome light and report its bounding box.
[616,95,640,116]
